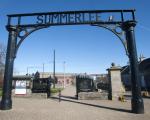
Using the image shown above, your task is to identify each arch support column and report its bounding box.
[0,26,17,110]
[123,21,144,114]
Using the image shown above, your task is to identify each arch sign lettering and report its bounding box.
[0,10,144,114]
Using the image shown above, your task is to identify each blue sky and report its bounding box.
[0,0,150,74]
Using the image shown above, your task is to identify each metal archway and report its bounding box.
[0,10,144,114]
[15,24,128,57]
[91,24,128,55]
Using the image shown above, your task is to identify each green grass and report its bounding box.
[0,88,2,96]
[51,88,63,94]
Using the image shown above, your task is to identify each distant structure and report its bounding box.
[121,57,150,91]
[139,54,146,62]
[39,72,76,87]
[7,57,150,92]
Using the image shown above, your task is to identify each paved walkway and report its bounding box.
[0,85,150,120]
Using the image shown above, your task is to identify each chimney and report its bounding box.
[139,54,145,62]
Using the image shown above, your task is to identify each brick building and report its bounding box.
[39,72,76,87]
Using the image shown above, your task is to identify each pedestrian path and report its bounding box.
[57,85,76,98]
[0,85,150,120]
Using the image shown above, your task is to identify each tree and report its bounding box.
[0,42,6,87]
[0,43,6,64]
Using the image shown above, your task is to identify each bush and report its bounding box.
[0,88,2,96]
[51,88,63,94]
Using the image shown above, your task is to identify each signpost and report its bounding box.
[15,80,26,95]
[6,10,135,28]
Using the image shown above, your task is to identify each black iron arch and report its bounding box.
[15,24,128,57]
[0,9,144,114]
[91,24,128,55]
[15,26,49,55]
[7,9,135,56]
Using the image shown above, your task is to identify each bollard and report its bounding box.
[58,89,61,102]
[47,80,51,98]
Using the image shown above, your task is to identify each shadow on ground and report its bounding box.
[50,95,131,113]
[125,94,150,100]
[60,95,77,100]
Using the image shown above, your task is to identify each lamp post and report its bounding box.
[27,67,29,75]
[53,50,56,88]
[63,61,66,88]
[42,63,45,78]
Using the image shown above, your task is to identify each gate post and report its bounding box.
[123,21,144,114]
[0,26,17,110]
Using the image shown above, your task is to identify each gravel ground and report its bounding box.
[0,86,150,120]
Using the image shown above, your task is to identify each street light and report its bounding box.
[63,61,66,88]
[42,63,45,78]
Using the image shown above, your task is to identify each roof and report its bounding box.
[121,58,150,74]
[13,75,32,80]
[139,58,150,72]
